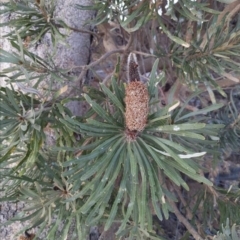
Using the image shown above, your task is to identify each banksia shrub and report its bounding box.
[57,57,223,238]
[1,55,224,239]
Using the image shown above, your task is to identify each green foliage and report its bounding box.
[76,0,152,29]
[173,17,240,94]
[44,63,224,238]
[213,219,240,240]
[79,0,240,94]
[190,184,240,232]
[209,86,240,152]
[1,0,240,239]
[0,154,88,239]
[0,0,66,47]
[0,42,73,95]
[0,62,224,239]
[0,86,85,239]
[0,84,74,173]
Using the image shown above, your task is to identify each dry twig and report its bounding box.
[168,200,204,240]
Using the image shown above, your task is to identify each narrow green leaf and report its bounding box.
[75,4,101,10]
[80,137,123,181]
[112,77,124,106]
[120,6,143,27]
[141,134,197,172]
[0,146,16,164]
[123,15,147,32]
[158,138,193,154]
[156,123,206,132]
[151,184,163,221]
[60,117,117,137]
[84,94,118,125]
[174,90,204,121]
[104,178,126,230]
[116,200,135,234]
[76,213,84,239]
[133,144,147,229]
[0,101,18,116]
[86,200,105,226]
[20,186,39,198]
[80,158,107,182]
[168,131,205,140]
[164,166,184,187]
[148,114,170,124]
[180,167,213,185]
[158,18,190,48]
[100,83,124,113]
[6,86,20,112]
[154,141,196,173]
[80,141,125,214]
[15,30,24,61]
[60,215,73,240]
[148,59,161,97]
[176,103,224,122]
[0,49,20,64]
[162,202,170,219]
[137,138,170,199]
[127,143,137,177]
[67,181,93,202]
[3,207,41,225]
[117,149,138,234]
[86,119,121,129]
[139,139,186,188]
[62,135,120,167]
[178,1,202,21]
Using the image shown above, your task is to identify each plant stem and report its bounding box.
[168,200,203,240]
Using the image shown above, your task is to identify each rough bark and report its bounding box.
[54,0,94,116]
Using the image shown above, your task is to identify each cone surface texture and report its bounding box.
[125,81,149,131]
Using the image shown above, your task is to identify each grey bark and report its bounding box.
[54,0,94,116]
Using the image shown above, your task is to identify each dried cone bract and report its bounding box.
[125,81,149,131]
[19,234,35,240]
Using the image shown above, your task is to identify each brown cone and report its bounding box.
[125,81,149,131]
[19,234,35,240]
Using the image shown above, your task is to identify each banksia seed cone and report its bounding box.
[125,53,149,132]
[125,81,149,131]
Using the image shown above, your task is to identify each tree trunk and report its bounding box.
[54,0,95,116]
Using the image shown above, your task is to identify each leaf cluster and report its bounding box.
[80,0,240,97]
[173,17,240,94]
[0,0,66,47]
[213,219,240,240]
[0,59,225,239]
[0,83,74,173]
[208,86,240,153]
[0,40,74,99]
[47,62,224,238]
